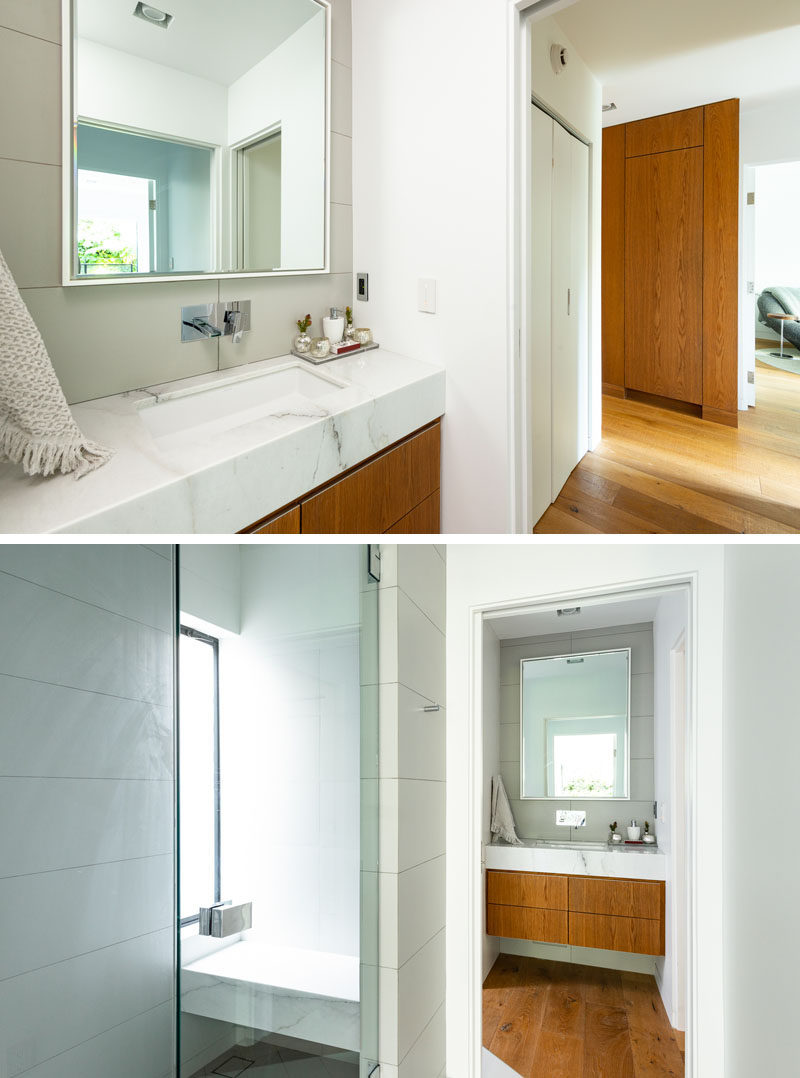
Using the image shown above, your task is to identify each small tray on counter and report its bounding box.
[607,838,658,849]
[292,341,380,365]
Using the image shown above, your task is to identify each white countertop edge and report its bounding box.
[485,844,667,881]
[0,349,445,534]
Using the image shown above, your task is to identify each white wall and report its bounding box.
[77,39,227,146]
[352,0,510,533]
[0,0,352,405]
[220,545,362,958]
[377,545,446,1077]
[180,544,241,634]
[723,545,800,1078]
[754,162,800,292]
[445,544,726,1078]
[228,12,326,269]
[0,545,176,1078]
[653,588,689,1031]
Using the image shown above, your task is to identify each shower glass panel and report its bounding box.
[177,545,379,1078]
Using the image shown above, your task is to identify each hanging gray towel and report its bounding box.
[0,245,113,478]
[490,774,521,845]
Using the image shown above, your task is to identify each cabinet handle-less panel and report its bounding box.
[625,105,704,158]
[601,124,626,396]
[487,904,569,945]
[625,147,704,404]
[487,870,568,910]
[251,506,301,534]
[568,876,663,921]
[568,911,663,956]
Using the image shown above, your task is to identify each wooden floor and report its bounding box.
[483,954,684,1078]
[534,363,800,533]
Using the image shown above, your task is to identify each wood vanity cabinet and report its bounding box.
[486,869,665,956]
[238,420,441,534]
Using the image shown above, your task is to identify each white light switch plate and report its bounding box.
[418,278,437,314]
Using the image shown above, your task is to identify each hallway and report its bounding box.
[534,365,800,533]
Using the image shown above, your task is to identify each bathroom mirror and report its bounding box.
[520,649,630,800]
[64,0,329,283]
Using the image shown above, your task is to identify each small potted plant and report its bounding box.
[643,820,655,844]
[294,314,313,353]
[609,820,622,844]
[344,305,355,341]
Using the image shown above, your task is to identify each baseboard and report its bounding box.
[602,381,626,399]
[702,405,738,427]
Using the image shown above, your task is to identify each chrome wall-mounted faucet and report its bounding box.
[181,302,251,344]
[556,809,586,827]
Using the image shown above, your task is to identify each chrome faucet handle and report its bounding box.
[224,308,243,344]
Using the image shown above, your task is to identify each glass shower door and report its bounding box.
[176,545,379,1078]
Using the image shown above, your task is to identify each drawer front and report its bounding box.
[487,903,568,945]
[569,912,663,955]
[625,106,703,157]
[301,422,441,533]
[487,870,568,911]
[569,877,663,921]
[250,506,301,534]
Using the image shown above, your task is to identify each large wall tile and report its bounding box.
[331,132,353,205]
[20,281,220,404]
[0,675,172,779]
[397,779,445,872]
[0,928,173,1074]
[398,1002,445,1078]
[397,591,445,706]
[0,0,60,42]
[396,929,445,1061]
[397,545,446,633]
[331,202,354,274]
[0,28,60,165]
[397,855,445,967]
[0,572,172,705]
[329,0,352,67]
[0,159,60,287]
[0,544,173,631]
[0,777,172,878]
[331,61,353,137]
[0,854,173,979]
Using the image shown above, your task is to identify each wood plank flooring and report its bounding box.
[483,954,684,1078]
[534,364,800,533]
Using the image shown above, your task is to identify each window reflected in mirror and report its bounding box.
[520,649,631,800]
[69,0,328,281]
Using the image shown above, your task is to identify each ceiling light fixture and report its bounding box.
[602,102,617,113]
[133,3,173,29]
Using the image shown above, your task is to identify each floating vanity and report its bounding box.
[485,841,666,956]
[0,350,444,534]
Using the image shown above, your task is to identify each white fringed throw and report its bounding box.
[0,246,113,478]
[490,774,522,846]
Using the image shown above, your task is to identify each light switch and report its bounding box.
[418,278,437,314]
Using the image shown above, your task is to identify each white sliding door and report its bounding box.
[529,106,590,519]
[551,122,589,500]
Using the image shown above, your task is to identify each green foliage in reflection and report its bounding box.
[562,776,613,795]
[77,219,137,271]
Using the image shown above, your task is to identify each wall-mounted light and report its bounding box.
[133,3,173,29]
[602,102,618,113]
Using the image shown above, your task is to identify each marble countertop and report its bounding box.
[486,839,667,880]
[0,349,445,533]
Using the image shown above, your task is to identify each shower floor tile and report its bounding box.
[189,1036,359,1078]
[213,1058,254,1077]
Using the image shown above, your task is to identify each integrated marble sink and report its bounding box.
[532,840,608,851]
[137,361,348,445]
[486,838,666,880]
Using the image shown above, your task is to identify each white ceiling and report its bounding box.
[486,594,662,641]
[77,0,322,86]
[552,0,800,126]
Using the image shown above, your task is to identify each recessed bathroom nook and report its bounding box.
[467,574,697,1075]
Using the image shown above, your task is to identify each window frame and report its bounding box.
[178,624,221,928]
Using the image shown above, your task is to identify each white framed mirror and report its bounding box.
[520,648,631,800]
[62,0,330,284]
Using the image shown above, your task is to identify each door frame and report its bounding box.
[450,564,726,1078]
[508,0,598,533]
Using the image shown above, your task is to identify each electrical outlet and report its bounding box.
[356,272,369,301]
[747,370,755,384]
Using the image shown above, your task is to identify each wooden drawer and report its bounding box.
[386,490,440,533]
[487,870,568,911]
[250,506,301,534]
[625,105,703,157]
[568,877,664,921]
[487,903,568,945]
[301,422,440,533]
[569,911,663,956]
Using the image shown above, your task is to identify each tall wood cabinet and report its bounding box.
[602,99,739,426]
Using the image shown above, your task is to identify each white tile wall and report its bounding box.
[378,545,446,1077]
[0,0,353,403]
[0,546,176,1078]
[498,625,656,844]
